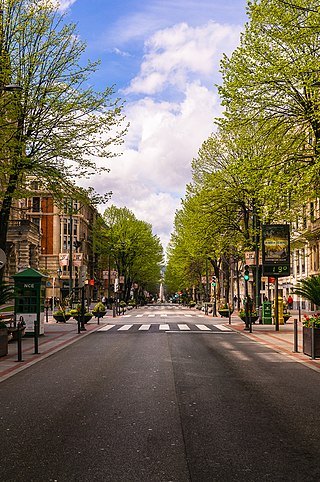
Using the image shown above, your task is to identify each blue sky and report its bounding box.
[60,0,248,250]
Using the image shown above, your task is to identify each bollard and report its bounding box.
[16,326,23,362]
[113,304,116,318]
[34,319,40,354]
[311,321,315,360]
[293,318,298,353]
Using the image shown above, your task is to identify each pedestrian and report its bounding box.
[102,295,107,307]
[287,294,293,310]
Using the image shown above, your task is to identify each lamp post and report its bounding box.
[0,83,23,276]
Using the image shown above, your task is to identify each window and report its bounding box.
[301,248,305,273]
[32,197,40,212]
[31,217,40,227]
[310,202,315,222]
[296,250,300,275]
[30,181,39,191]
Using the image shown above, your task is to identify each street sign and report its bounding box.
[245,251,255,265]
[0,248,6,269]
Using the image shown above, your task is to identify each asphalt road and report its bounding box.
[1,306,319,481]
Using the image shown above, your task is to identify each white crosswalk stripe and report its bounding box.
[213,324,232,331]
[148,314,155,318]
[178,324,191,330]
[159,324,170,330]
[118,324,133,331]
[98,324,115,331]
[139,324,151,331]
[195,324,211,331]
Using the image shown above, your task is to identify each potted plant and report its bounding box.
[119,300,126,314]
[189,300,196,308]
[239,308,259,323]
[301,314,320,357]
[283,312,291,323]
[293,276,320,357]
[52,309,71,323]
[92,301,106,319]
[218,304,233,318]
[70,305,93,323]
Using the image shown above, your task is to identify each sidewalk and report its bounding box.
[225,315,320,373]
[0,313,113,383]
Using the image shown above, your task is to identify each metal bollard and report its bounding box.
[113,304,116,318]
[34,319,40,354]
[16,326,23,362]
[311,322,315,360]
[293,318,298,353]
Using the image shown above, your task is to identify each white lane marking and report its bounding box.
[213,324,232,331]
[178,324,191,330]
[118,324,133,331]
[98,324,115,331]
[139,324,151,331]
[184,314,192,317]
[148,314,155,318]
[160,324,170,330]
[160,314,168,317]
[195,324,211,331]
[136,314,143,318]
[123,315,131,318]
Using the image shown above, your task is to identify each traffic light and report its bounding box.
[244,265,250,281]
[211,277,216,287]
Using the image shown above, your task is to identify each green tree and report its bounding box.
[0,0,127,258]
[99,206,163,302]
[218,0,320,192]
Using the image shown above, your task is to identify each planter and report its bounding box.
[93,311,106,319]
[73,314,93,323]
[303,326,320,357]
[283,314,291,323]
[53,314,71,323]
[240,315,259,323]
[0,327,8,357]
[218,309,233,318]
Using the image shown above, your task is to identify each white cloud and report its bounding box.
[57,0,77,11]
[89,20,241,252]
[125,21,239,95]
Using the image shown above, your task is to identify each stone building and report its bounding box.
[3,179,99,301]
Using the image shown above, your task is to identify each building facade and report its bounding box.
[3,179,99,302]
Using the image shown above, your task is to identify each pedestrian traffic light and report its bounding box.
[244,265,250,281]
[211,277,216,287]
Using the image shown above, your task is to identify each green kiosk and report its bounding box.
[13,268,46,336]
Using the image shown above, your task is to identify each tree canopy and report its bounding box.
[97,206,164,302]
[0,0,127,255]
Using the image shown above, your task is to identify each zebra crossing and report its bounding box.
[97,323,234,334]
